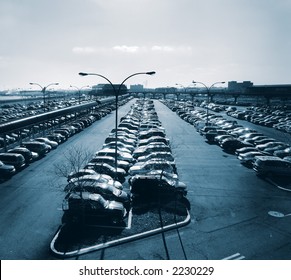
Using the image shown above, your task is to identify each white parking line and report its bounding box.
[222,252,245,260]
[125,209,133,229]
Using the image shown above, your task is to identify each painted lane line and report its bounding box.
[222,252,245,260]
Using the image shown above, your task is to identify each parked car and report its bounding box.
[21,141,50,157]
[95,148,134,163]
[253,156,291,177]
[137,152,175,165]
[138,129,166,140]
[274,147,291,158]
[7,147,33,164]
[67,169,98,181]
[68,174,123,190]
[85,162,127,183]
[47,133,66,143]
[235,147,259,156]
[256,142,288,152]
[102,141,135,153]
[34,137,58,149]
[237,151,267,167]
[133,143,171,158]
[205,130,228,143]
[129,173,187,199]
[129,160,175,176]
[138,136,169,147]
[0,160,16,179]
[64,180,130,208]
[0,153,26,170]
[220,139,253,153]
[89,156,131,171]
[62,192,127,225]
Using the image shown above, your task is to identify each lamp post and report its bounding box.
[175,83,196,102]
[175,83,186,101]
[192,81,225,125]
[70,85,90,104]
[79,71,156,179]
[29,82,59,112]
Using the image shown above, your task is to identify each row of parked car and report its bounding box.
[162,100,291,178]
[0,96,92,124]
[61,98,190,226]
[0,103,118,181]
[226,106,291,134]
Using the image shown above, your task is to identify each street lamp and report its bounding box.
[192,81,225,125]
[29,82,59,111]
[175,83,196,102]
[175,83,186,101]
[70,85,90,104]
[79,71,156,179]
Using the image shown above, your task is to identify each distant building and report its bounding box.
[91,83,128,96]
[228,81,253,93]
[129,84,144,92]
[246,84,291,97]
[155,87,177,93]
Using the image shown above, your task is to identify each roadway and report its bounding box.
[0,99,291,260]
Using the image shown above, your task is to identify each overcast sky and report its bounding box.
[1,0,291,91]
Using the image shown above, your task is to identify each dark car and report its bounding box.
[62,192,127,225]
[21,141,50,157]
[7,147,33,164]
[205,129,228,143]
[0,153,26,170]
[220,139,253,153]
[34,137,58,149]
[129,173,187,199]
[0,160,16,179]
[47,133,66,143]
[253,156,291,177]
[274,147,291,158]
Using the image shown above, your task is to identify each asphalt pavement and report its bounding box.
[1,99,291,260]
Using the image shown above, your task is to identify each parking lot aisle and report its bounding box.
[0,99,136,260]
[154,100,291,260]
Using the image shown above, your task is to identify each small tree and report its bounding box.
[54,145,93,179]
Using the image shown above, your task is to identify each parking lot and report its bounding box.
[0,98,291,260]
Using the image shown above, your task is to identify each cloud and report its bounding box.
[72,45,192,55]
[151,45,174,52]
[72,47,99,54]
[112,45,141,53]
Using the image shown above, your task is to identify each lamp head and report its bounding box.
[79,72,89,76]
[146,71,156,75]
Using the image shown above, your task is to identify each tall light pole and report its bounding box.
[29,82,59,111]
[175,83,196,102]
[70,85,90,104]
[175,83,186,101]
[192,81,225,125]
[79,71,156,180]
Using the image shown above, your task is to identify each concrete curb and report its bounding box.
[50,210,191,258]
